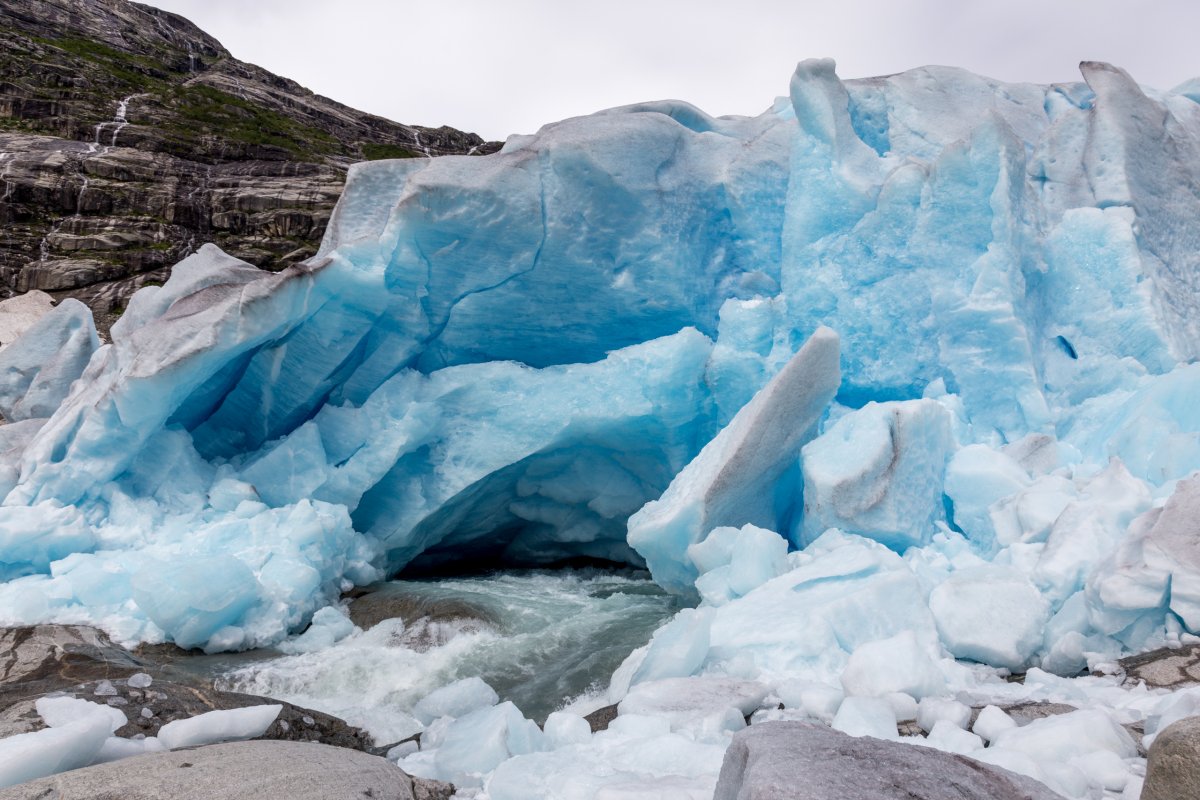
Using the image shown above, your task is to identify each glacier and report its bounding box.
[1,56,1200,797]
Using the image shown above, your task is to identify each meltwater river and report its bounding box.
[215,569,682,743]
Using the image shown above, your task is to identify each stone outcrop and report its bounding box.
[713,721,1063,800]
[0,740,454,800]
[1142,715,1200,800]
[1120,642,1200,689]
[0,0,499,327]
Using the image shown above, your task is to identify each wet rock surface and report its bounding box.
[347,585,497,633]
[0,625,376,753]
[0,0,499,324]
[713,721,1063,800]
[0,739,454,800]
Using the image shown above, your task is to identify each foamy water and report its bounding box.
[219,569,681,743]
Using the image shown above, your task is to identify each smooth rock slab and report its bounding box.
[0,740,451,800]
[713,721,1062,800]
[1121,643,1200,689]
[1143,715,1200,800]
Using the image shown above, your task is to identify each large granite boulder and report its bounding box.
[713,721,1062,800]
[1143,715,1200,800]
[0,739,452,800]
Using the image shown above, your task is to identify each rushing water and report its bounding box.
[219,569,682,743]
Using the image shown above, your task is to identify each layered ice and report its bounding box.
[0,55,1200,798]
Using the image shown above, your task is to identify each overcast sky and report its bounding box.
[149,0,1198,142]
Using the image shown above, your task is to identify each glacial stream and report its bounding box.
[216,569,683,743]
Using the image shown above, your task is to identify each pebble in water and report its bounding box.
[93,680,117,697]
[128,673,153,689]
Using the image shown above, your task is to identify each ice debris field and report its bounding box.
[3,57,1200,796]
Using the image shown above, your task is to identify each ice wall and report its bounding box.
[0,57,1198,663]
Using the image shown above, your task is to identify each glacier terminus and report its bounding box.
[2,57,1200,798]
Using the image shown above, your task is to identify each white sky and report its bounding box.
[148,0,1199,142]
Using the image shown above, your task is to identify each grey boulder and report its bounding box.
[714,721,1062,800]
[1143,715,1200,800]
[0,740,452,800]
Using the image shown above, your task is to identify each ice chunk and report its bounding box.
[278,606,357,655]
[689,524,790,605]
[628,327,840,593]
[992,708,1138,762]
[130,555,260,650]
[972,704,1017,743]
[629,608,715,686]
[156,705,281,750]
[915,697,971,733]
[617,676,769,732]
[705,530,940,687]
[127,673,153,689]
[0,290,56,351]
[1093,475,1200,633]
[800,399,955,552]
[831,696,898,740]
[36,696,126,733]
[412,677,500,725]
[91,734,166,764]
[943,444,1031,551]
[775,680,843,723]
[929,566,1050,669]
[543,711,591,749]
[1034,460,1151,603]
[0,713,111,788]
[924,719,983,755]
[432,701,544,785]
[840,630,945,700]
[0,503,94,580]
[0,299,99,422]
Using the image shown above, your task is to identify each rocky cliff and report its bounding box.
[0,0,499,329]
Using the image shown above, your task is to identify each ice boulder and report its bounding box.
[831,696,898,740]
[130,555,261,651]
[36,696,126,734]
[929,566,1050,670]
[943,444,1032,552]
[628,326,840,594]
[703,530,940,685]
[156,705,282,750]
[800,398,956,552]
[1088,474,1200,636]
[617,676,770,734]
[991,709,1138,763]
[0,290,56,351]
[432,701,544,786]
[0,712,112,788]
[689,524,791,605]
[542,711,591,749]
[839,630,946,700]
[0,298,98,422]
[412,677,500,725]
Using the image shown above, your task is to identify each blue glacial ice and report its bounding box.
[1,54,1200,795]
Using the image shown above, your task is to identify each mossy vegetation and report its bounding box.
[361,142,420,161]
[168,83,337,160]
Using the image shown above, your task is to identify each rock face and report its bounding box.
[1121,643,1200,689]
[0,739,453,800]
[0,0,499,326]
[713,721,1062,800]
[1143,715,1200,800]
